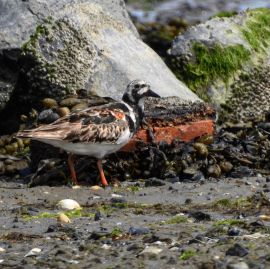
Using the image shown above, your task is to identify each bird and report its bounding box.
[17,80,160,187]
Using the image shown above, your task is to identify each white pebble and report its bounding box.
[140,246,163,255]
[57,199,81,210]
[24,248,42,257]
[0,247,5,252]
[111,193,123,198]
[101,244,111,250]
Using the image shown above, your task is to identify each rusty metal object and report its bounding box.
[122,98,216,151]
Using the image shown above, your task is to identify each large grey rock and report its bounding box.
[169,8,270,121]
[0,0,199,120]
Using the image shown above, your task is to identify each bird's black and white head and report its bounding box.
[122,80,160,106]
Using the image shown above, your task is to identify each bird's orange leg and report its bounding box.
[97,159,109,187]
[67,154,78,185]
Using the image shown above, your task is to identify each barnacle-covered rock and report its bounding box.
[169,8,270,121]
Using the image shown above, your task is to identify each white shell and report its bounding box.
[57,199,81,210]
[25,248,42,257]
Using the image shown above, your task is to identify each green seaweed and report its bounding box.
[111,227,123,237]
[180,42,250,98]
[179,250,197,260]
[165,215,189,224]
[213,219,246,226]
[212,197,251,210]
[242,8,270,51]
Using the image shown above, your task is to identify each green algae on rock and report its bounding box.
[169,8,270,121]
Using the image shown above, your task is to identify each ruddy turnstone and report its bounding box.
[18,80,160,186]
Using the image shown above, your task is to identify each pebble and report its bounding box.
[57,199,81,210]
[259,214,270,221]
[42,98,58,108]
[128,227,150,235]
[94,211,102,221]
[24,248,42,257]
[0,247,5,252]
[228,227,241,236]
[144,177,166,187]
[227,262,249,269]
[57,107,70,117]
[226,243,249,257]
[57,213,71,224]
[189,211,211,221]
[101,244,111,250]
[140,246,163,255]
[90,185,102,191]
[71,103,88,112]
[60,98,82,108]
[38,109,60,123]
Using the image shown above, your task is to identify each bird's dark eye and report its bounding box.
[134,85,140,89]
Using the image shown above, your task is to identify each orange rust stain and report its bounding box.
[121,120,214,152]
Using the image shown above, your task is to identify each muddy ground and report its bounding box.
[1,175,270,269]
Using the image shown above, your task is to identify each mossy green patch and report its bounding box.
[111,227,123,237]
[180,42,250,99]
[165,215,189,224]
[211,197,252,210]
[211,10,238,19]
[179,250,197,260]
[242,8,270,52]
[213,219,246,226]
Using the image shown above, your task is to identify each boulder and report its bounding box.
[169,8,270,122]
[0,0,199,133]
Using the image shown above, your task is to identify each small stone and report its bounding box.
[228,227,241,236]
[57,213,71,224]
[101,244,111,250]
[60,98,81,108]
[227,261,249,269]
[140,246,163,255]
[189,211,211,221]
[128,227,150,235]
[57,107,70,117]
[219,161,233,173]
[194,142,208,157]
[57,199,81,210]
[24,247,42,257]
[127,243,140,251]
[145,177,165,187]
[226,243,248,257]
[42,98,58,108]
[71,103,88,112]
[94,211,102,221]
[207,164,221,178]
[38,109,60,123]
[90,185,102,191]
[0,247,5,252]
[259,214,270,221]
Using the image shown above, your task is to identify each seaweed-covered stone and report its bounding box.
[169,8,270,122]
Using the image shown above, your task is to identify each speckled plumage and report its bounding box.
[18,80,160,186]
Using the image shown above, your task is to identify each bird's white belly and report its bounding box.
[35,139,128,159]
[35,126,132,159]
